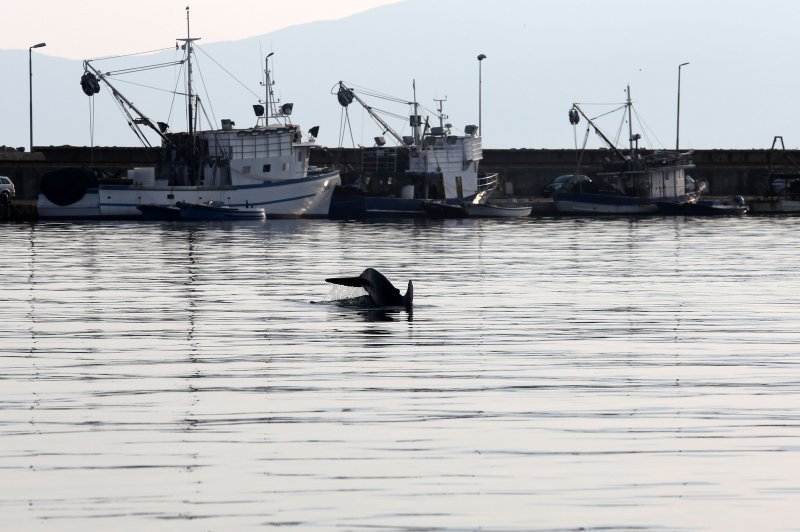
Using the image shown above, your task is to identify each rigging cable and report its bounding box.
[575,123,590,175]
[102,60,184,77]
[86,47,176,63]
[194,57,218,129]
[89,94,95,163]
[167,56,186,128]
[195,44,261,100]
[631,106,665,150]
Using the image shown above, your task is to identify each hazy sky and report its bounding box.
[5,0,800,150]
[4,0,401,59]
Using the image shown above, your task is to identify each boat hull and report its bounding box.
[553,192,660,214]
[38,170,339,219]
[177,202,266,220]
[657,199,748,216]
[328,191,428,219]
[137,204,182,220]
[748,198,800,214]
[463,203,532,217]
[420,200,467,218]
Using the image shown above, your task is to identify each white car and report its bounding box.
[0,176,15,198]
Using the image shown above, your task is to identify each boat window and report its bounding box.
[263,164,271,173]
[283,163,289,172]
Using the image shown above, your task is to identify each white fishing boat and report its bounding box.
[554,86,701,215]
[37,9,339,219]
[329,82,497,219]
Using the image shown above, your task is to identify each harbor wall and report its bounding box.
[1,145,795,200]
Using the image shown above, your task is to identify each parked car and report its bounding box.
[541,174,579,197]
[0,176,15,198]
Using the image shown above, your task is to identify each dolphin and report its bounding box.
[325,268,413,309]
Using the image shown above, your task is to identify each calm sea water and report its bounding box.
[1,216,799,531]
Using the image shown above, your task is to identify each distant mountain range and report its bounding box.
[2,0,799,150]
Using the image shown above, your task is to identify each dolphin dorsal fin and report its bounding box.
[403,280,413,308]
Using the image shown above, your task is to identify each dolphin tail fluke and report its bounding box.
[403,280,413,308]
[325,276,369,288]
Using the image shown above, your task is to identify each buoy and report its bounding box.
[80,72,101,96]
[569,108,580,125]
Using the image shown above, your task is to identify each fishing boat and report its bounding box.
[554,86,701,215]
[328,81,497,219]
[37,9,339,219]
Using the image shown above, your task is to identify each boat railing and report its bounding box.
[478,172,498,193]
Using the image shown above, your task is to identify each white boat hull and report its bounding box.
[38,171,340,219]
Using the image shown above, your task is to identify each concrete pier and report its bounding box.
[1,145,796,210]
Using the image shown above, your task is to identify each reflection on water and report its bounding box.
[1,217,800,530]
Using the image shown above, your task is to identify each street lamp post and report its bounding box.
[29,42,46,152]
[676,61,689,151]
[477,53,486,136]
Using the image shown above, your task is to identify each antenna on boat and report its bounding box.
[412,80,422,147]
[258,53,292,126]
[434,96,448,131]
[263,52,275,125]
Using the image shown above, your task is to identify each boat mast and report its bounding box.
[626,85,635,163]
[180,7,201,136]
[412,80,422,146]
[177,7,201,182]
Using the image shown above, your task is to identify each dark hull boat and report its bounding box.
[137,201,266,221]
[329,81,497,219]
[554,86,702,215]
[657,196,748,216]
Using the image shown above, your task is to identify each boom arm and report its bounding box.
[82,60,171,146]
[336,81,410,149]
[570,103,627,161]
